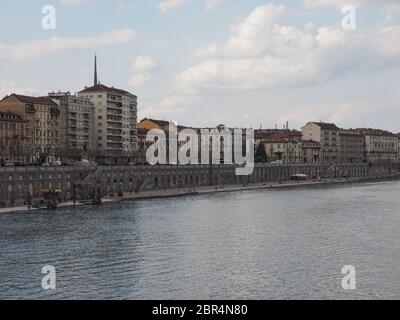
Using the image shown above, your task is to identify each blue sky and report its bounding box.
[0,0,399,131]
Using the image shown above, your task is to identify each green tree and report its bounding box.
[255,143,267,163]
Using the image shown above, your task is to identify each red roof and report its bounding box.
[10,94,58,107]
[80,84,135,96]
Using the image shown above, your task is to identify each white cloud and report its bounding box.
[129,74,151,87]
[159,0,190,12]
[159,0,222,12]
[129,56,158,88]
[175,4,400,93]
[131,55,158,72]
[116,1,135,14]
[60,0,95,6]
[140,92,193,118]
[204,0,222,12]
[304,0,400,8]
[0,82,44,100]
[0,29,137,61]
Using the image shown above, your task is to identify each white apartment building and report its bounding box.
[78,84,137,154]
[356,128,398,164]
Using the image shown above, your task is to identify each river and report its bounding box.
[0,180,399,300]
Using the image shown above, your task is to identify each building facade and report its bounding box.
[338,130,364,163]
[256,130,303,164]
[397,134,400,163]
[356,129,398,163]
[302,140,321,164]
[0,111,28,163]
[49,92,96,157]
[0,94,62,162]
[78,84,138,156]
[302,122,340,164]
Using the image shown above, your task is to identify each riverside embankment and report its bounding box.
[0,162,399,212]
[1,174,399,214]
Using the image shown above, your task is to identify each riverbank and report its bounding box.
[1,175,399,214]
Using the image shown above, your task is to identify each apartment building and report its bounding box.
[259,131,303,163]
[49,92,96,155]
[138,118,199,163]
[356,128,398,163]
[302,122,340,164]
[0,94,61,159]
[302,140,321,164]
[397,133,400,163]
[339,129,364,163]
[0,111,28,163]
[78,84,138,155]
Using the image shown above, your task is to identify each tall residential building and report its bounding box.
[0,94,61,159]
[302,122,340,164]
[0,111,28,162]
[78,84,137,154]
[338,129,364,163]
[48,92,96,155]
[356,128,398,163]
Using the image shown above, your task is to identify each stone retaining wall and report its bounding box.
[0,163,398,207]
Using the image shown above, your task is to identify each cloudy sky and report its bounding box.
[1,0,399,131]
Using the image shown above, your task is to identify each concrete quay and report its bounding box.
[1,174,399,214]
[0,162,399,212]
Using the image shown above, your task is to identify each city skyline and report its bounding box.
[1,0,400,132]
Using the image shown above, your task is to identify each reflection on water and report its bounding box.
[0,181,399,300]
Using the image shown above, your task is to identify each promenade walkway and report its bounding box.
[0,177,365,214]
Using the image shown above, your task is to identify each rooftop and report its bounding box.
[80,84,136,97]
[312,122,340,131]
[3,94,58,107]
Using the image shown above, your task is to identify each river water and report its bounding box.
[0,180,399,300]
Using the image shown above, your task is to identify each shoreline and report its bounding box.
[1,175,399,215]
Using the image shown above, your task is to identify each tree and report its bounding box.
[255,143,267,163]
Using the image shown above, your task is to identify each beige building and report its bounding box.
[261,131,303,164]
[0,94,61,160]
[302,122,340,164]
[302,140,321,164]
[339,130,364,163]
[78,84,137,155]
[356,128,398,163]
[138,118,200,163]
[49,92,96,156]
[397,133,400,163]
[0,111,28,163]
